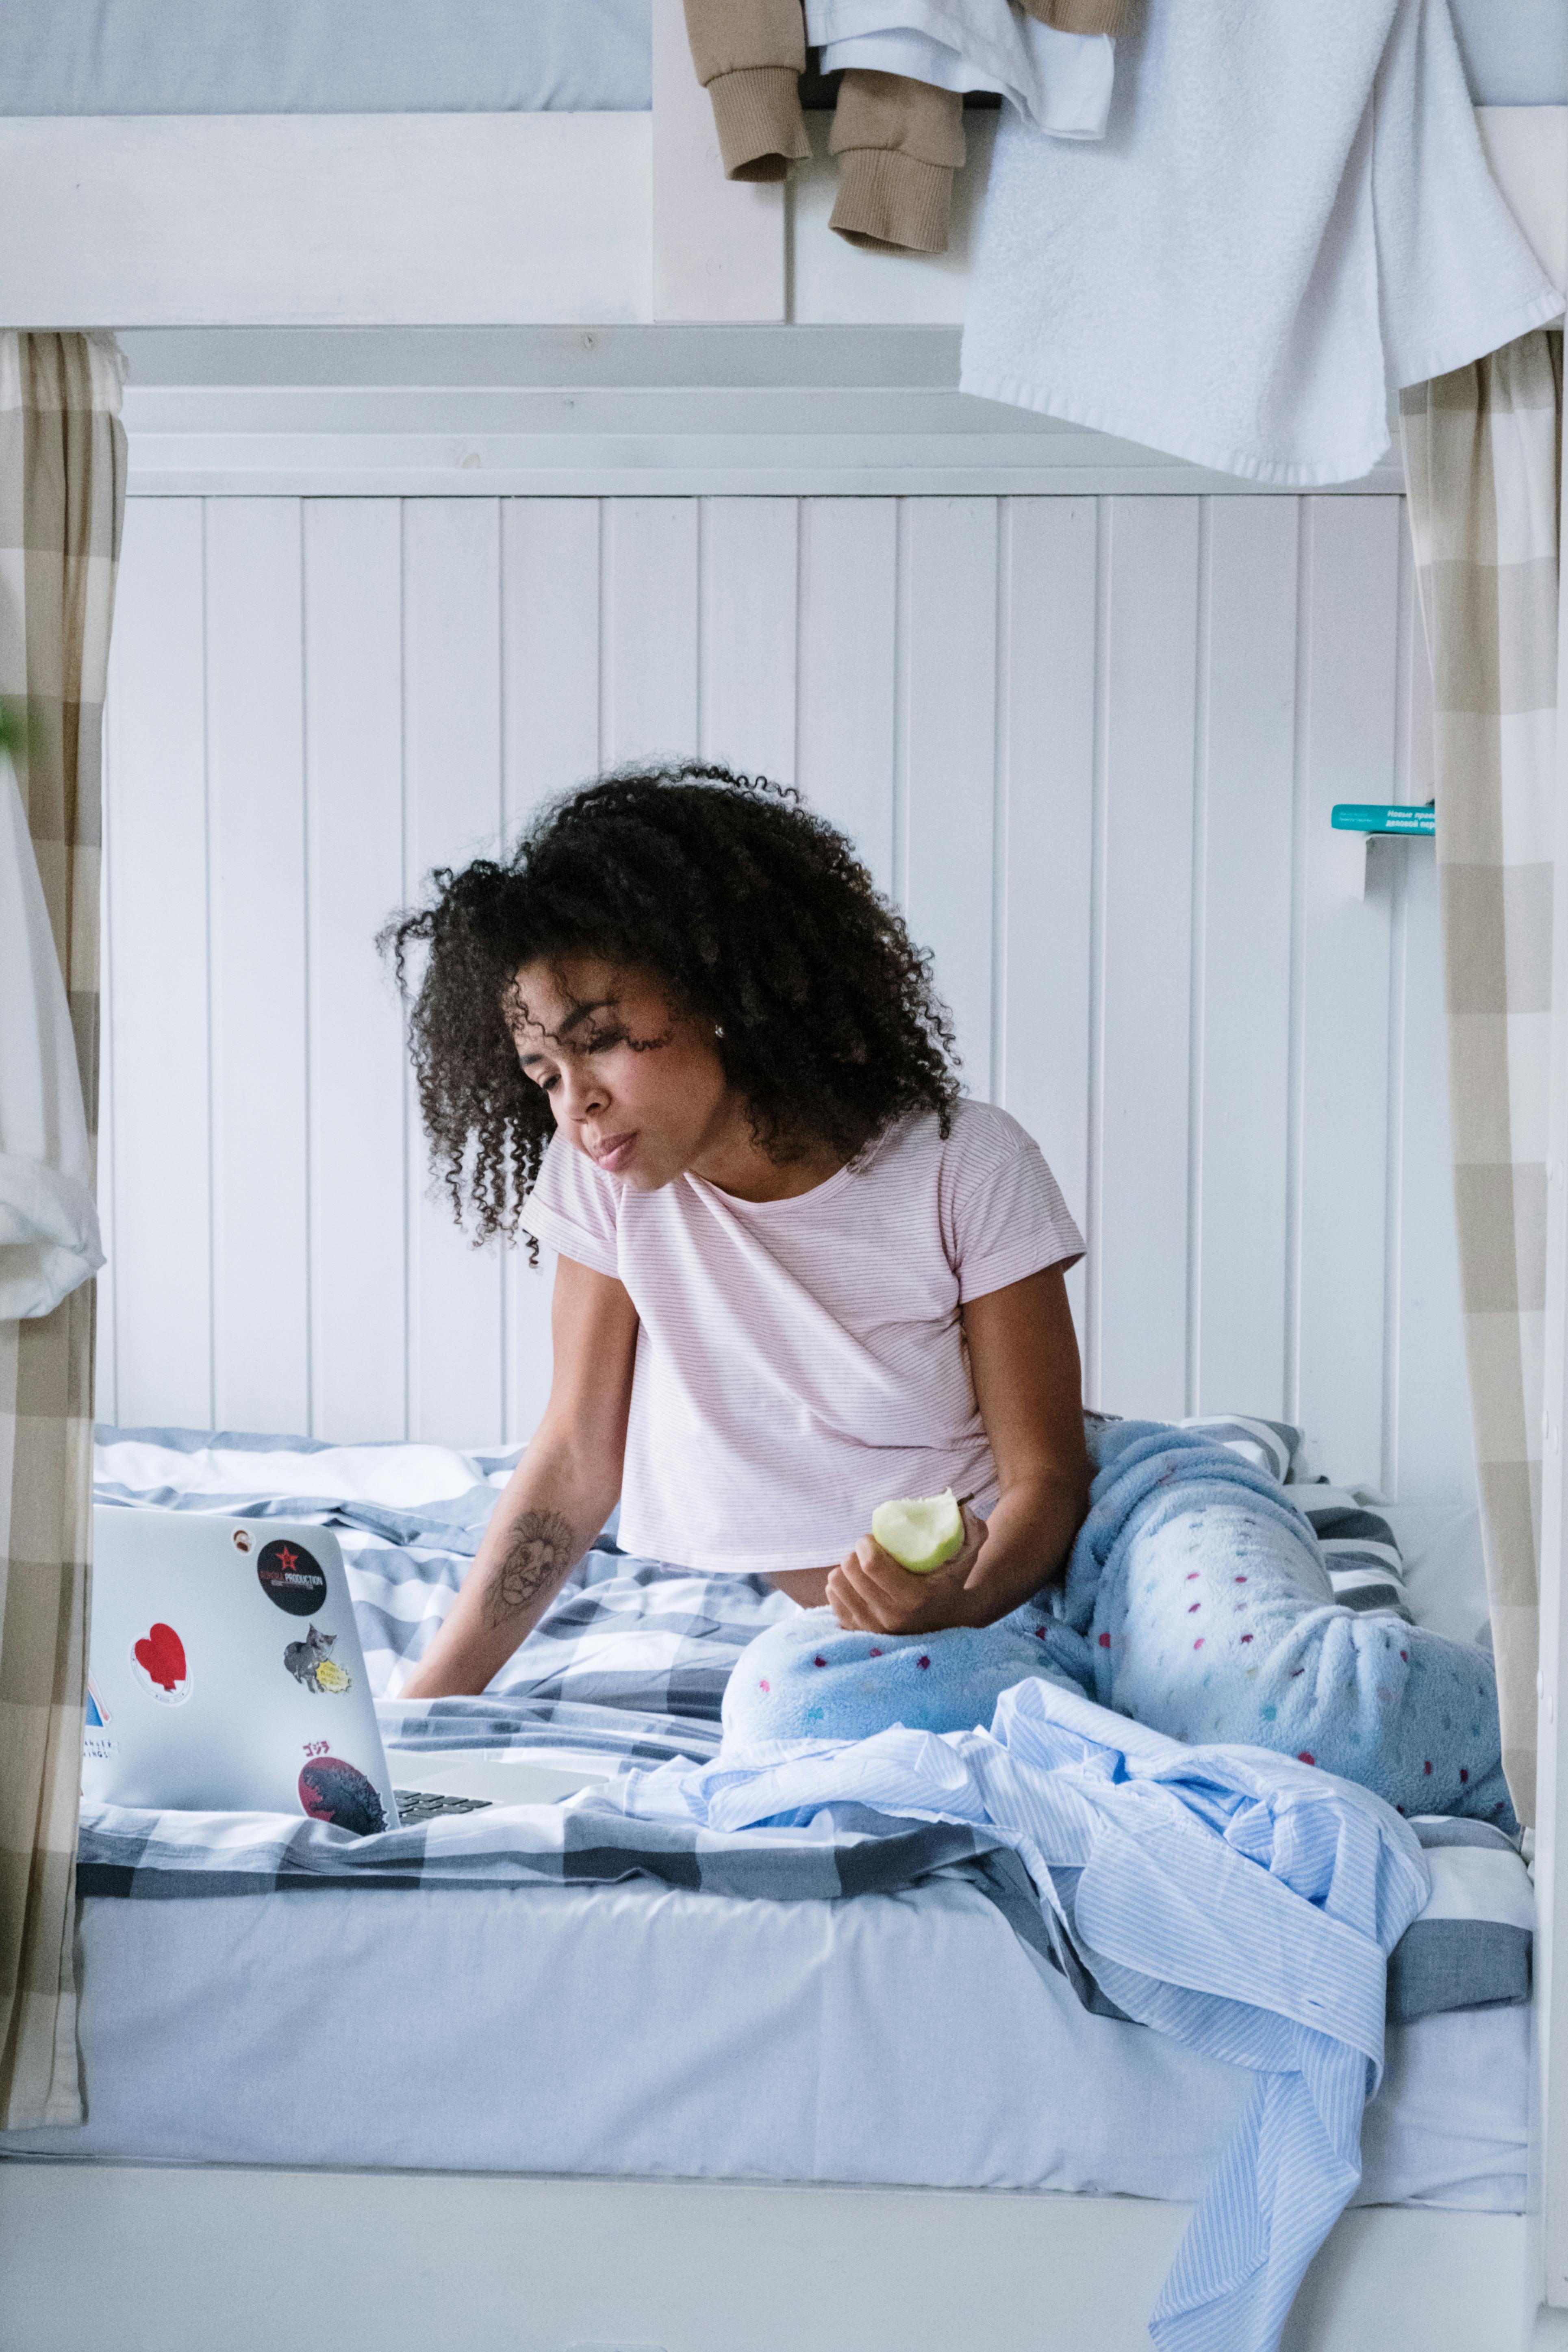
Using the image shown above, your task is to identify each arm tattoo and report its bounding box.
[481,1510,576,1631]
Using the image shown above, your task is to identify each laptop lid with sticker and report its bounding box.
[84,1508,398,1833]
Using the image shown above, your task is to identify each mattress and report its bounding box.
[3,1425,1527,2211]
[0,0,651,118]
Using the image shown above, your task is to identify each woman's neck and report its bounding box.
[687,1101,850,1204]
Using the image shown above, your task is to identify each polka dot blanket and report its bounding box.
[723,1420,1511,1831]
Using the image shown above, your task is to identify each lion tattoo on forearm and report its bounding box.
[481,1510,576,1631]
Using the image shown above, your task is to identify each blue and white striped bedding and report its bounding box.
[1163,1416,1422,1621]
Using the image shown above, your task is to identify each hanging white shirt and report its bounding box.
[806,0,1114,139]
[0,751,103,1318]
[960,0,1563,484]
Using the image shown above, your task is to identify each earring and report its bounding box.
[714,1024,725,1038]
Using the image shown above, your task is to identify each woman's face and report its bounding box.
[510,956,734,1192]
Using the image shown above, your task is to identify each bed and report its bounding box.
[0,1425,1538,2351]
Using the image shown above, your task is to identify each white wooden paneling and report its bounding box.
[796,499,898,897]
[601,500,699,764]
[501,499,603,825]
[499,500,600,1439]
[1292,498,1404,1489]
[302,500,408,1445]
[1192,499,1299,1421]
[402,500,507,1448]
[99,488,1476,1507]
[102,501,213,1430]
[902,498,999,1091]
[203,499,311,1436]
[699,497,799,779]
[995,500,1097,1338]
[1094,499,1201,1421]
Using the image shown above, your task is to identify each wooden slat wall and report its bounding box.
[99,491,1472,1499]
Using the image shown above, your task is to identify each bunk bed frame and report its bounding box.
[3,10,1568,2345]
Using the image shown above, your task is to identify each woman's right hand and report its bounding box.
[825,1502,988,1637]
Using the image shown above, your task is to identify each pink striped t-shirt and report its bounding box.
[521,1099,1084,1575]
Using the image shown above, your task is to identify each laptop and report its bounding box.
[83,1508,610,1831]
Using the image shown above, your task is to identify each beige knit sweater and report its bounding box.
[683,0,1125,254]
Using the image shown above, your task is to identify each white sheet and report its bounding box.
[4,1867,1525,2209]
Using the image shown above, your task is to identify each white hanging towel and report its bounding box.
[0,751,104,1319]
[807,0,1114,138]
[960,0,1564,485]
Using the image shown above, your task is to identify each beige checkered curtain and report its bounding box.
[1401,328,1562,1829]
[0,333,124,2127]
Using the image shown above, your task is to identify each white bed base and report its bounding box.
[0,2161,1535,2352]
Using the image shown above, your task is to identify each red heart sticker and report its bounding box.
[133,1622,187,1693]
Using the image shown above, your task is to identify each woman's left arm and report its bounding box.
[826,1265,1090,1635]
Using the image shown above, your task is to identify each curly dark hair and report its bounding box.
[379,763,960,1252]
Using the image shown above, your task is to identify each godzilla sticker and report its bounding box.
[283,1624,352,1694]
[130,1622,191,1706]
[298,1751,386,1837]
[256,1538,328,1618]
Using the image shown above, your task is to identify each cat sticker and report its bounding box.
[283,1624,351,1694]
[130,1622,191,1706]
[256,1538,328,1618]
[298,1754,385,1836]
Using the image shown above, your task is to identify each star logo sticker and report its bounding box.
[276,1544,298,1575]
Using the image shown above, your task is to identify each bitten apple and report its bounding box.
[870,1490,965,1575]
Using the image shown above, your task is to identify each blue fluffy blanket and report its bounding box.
[723,1421,1511,1828]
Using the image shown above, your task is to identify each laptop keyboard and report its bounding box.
[393,1789,495,1823]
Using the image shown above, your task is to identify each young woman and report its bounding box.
[392,763,1092,1700]
[385,761,1510,1829]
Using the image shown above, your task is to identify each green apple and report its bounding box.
[871,1489,965,1575]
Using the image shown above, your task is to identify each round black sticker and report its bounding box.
[256,1538,328,1618]
[298,1755,386,1837]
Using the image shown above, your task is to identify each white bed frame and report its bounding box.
[2,12,1568,2346]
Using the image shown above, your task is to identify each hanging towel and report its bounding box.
[0,749,103,1318]
[960,0,1564,486]
[809,0,1114,137]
